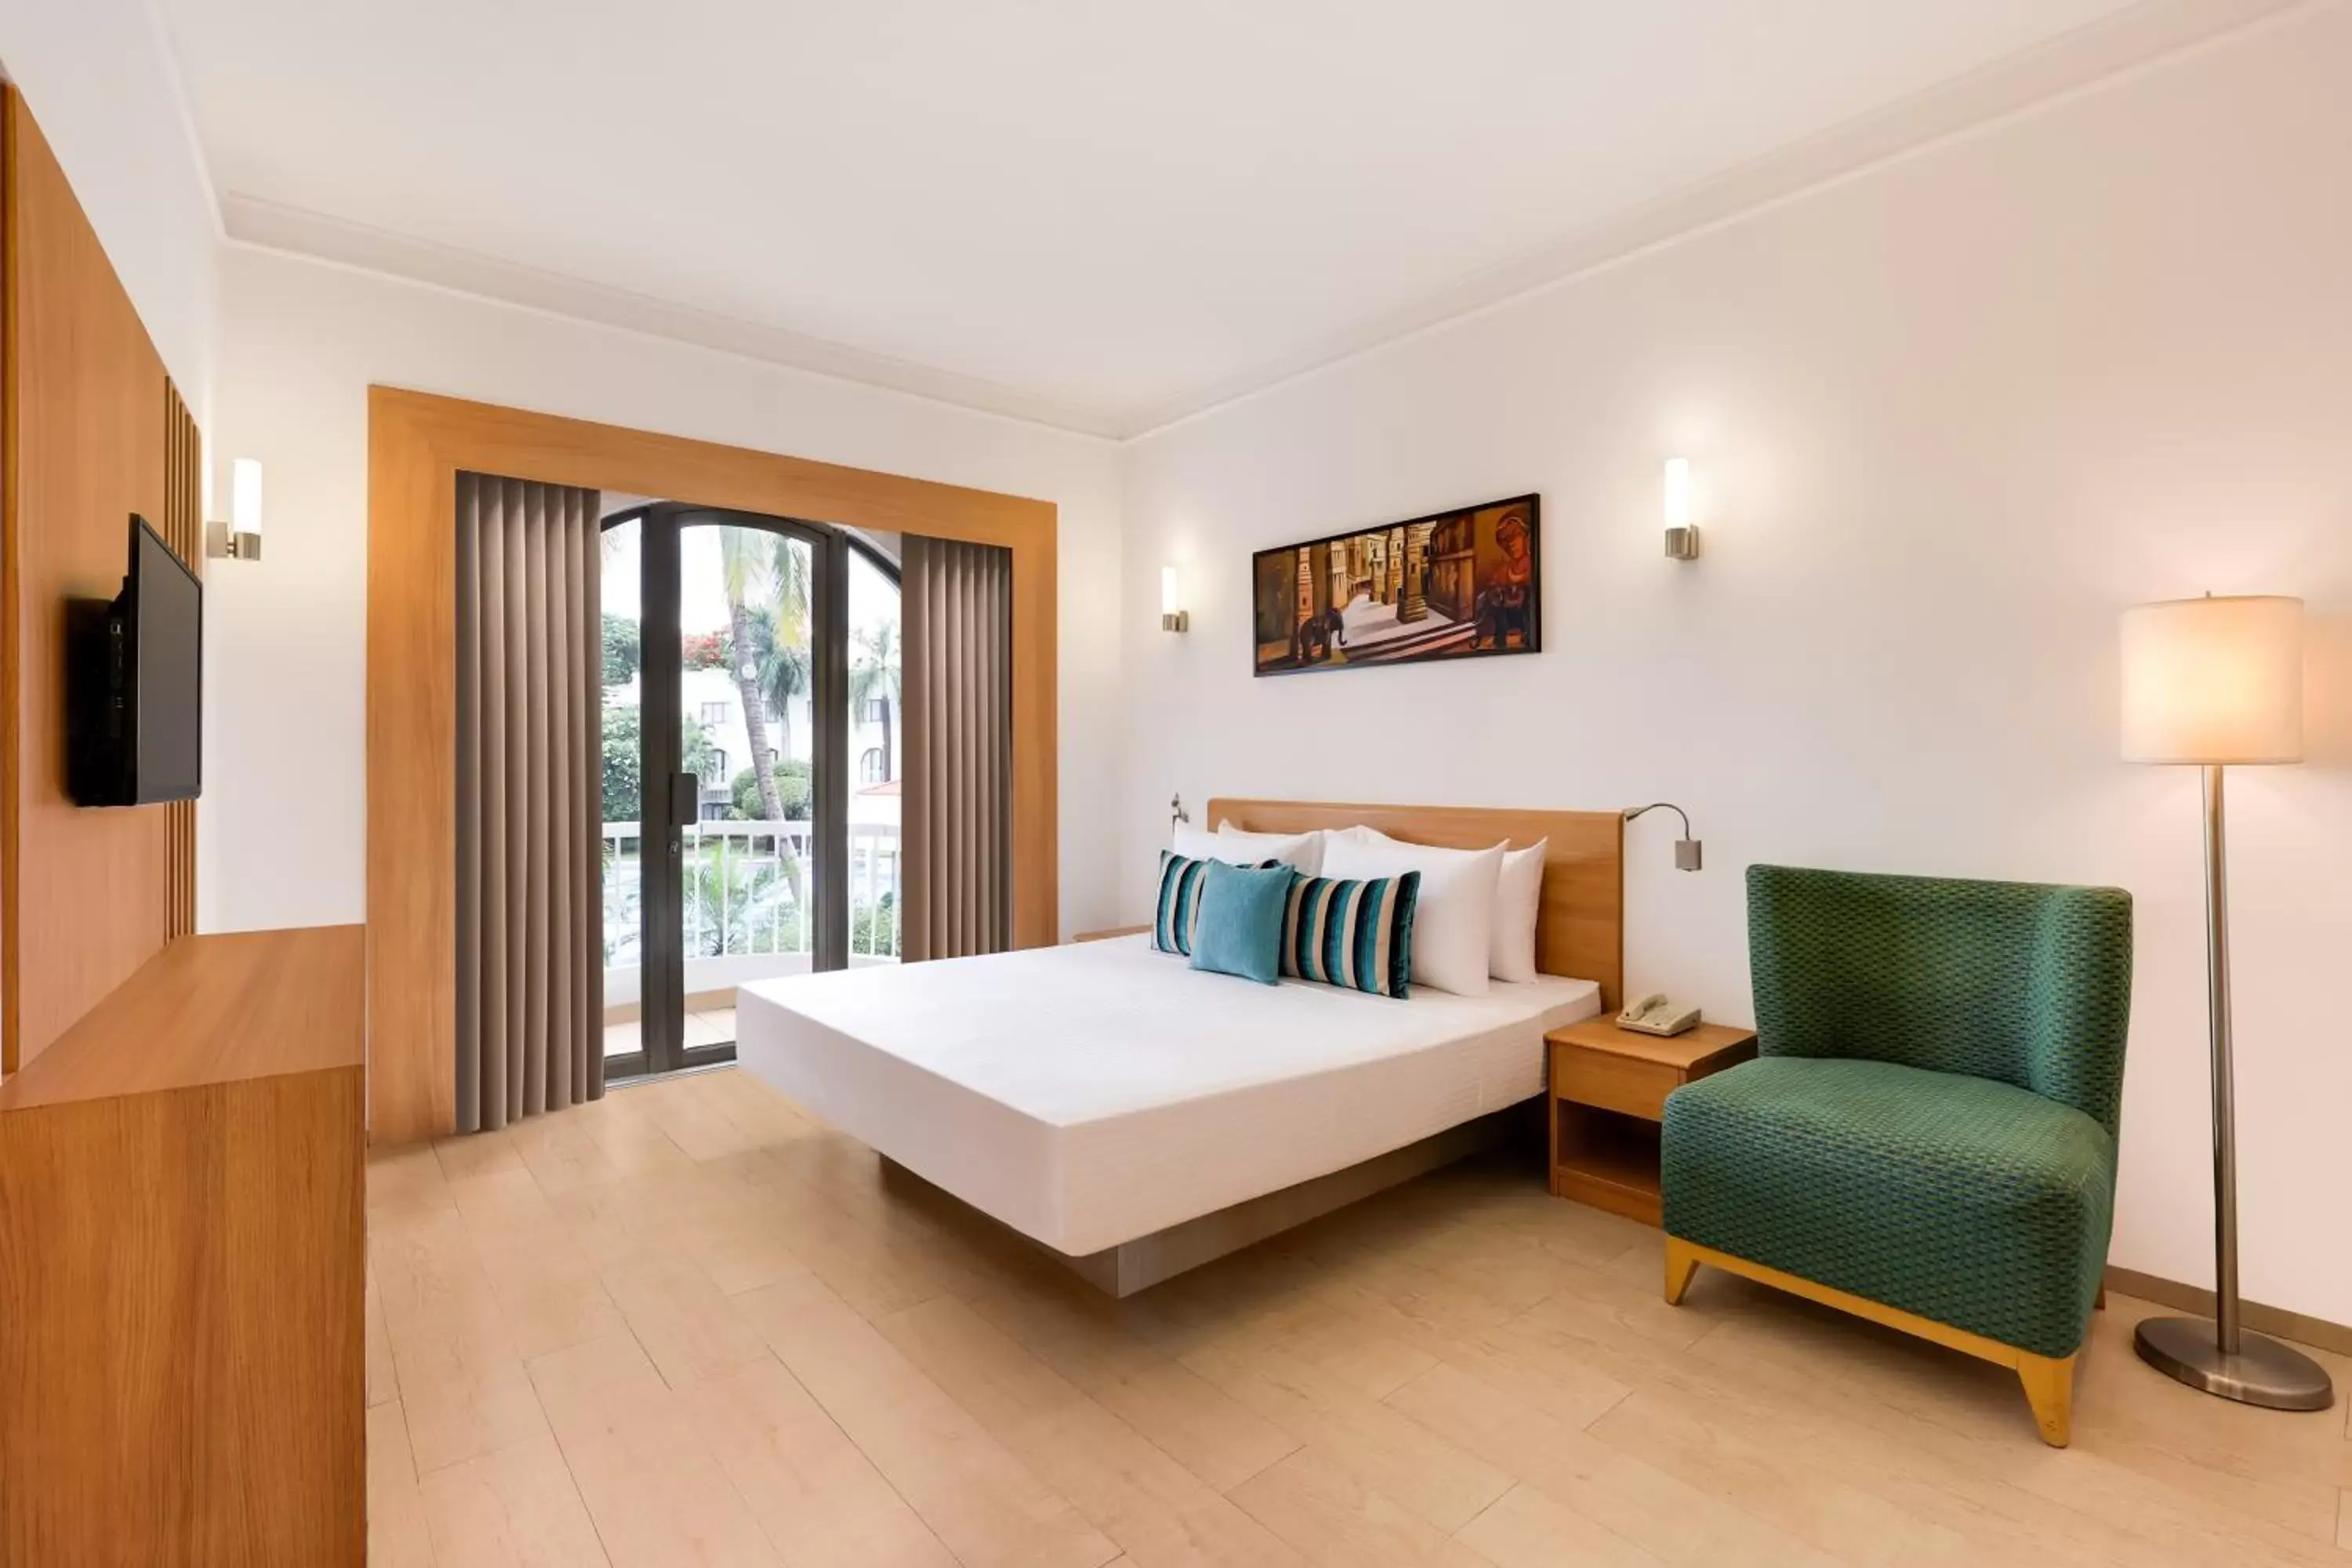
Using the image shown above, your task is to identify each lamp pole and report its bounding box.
[2127,706,2329,1410]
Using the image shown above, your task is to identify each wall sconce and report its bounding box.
[1662,457,1700,561]
[206,458,264,561]
[1624,801,1702,870]
[1160,565,1189,632]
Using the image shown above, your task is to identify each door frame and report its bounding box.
[366,387,1057,1145]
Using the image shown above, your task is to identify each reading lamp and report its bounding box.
[2119,592,2330,1411]
[1624,802,1700,870]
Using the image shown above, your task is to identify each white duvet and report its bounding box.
[736,935,1599,1255]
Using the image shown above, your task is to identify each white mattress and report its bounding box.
[736,935,1600,1256]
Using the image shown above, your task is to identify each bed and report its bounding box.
[738,799,1624,1293]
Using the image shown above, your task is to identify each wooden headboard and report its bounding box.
[1207,799,1624,1010]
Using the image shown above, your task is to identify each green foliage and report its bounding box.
[601,614,639,687]
[681,713,719,785]
[853,890,899,959]
[730,757,811,821]
[601,704,718,822]
[848,621,901,715]
[684,851,785,957]
[601,705,640,820]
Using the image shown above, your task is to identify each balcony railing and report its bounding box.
[601,818,901,976]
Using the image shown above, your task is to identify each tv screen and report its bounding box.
[126,518,201,804]
[68,517,202,807]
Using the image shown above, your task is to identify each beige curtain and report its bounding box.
[456,473,602,1132]
[902,536,1012,960]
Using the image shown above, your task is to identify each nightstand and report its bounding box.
[1546,1016,1757,1225]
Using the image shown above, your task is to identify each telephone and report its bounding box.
[1617,993,1702,1037]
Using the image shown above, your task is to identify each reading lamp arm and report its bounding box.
[1622,802,1702,872]
[1623,802,1692,837]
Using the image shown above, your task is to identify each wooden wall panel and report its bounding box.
[368,388,1058,1143]
[0,87,176,1073]
[165,383,201,938]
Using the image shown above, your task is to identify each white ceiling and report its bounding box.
[158,0,2151,435]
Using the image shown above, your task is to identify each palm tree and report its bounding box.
[757,634,809,764]
[719,528,785,823]
[848,620,901,783]
[748,539,812,770]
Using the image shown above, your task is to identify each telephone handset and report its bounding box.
[1617,993,1702,1037]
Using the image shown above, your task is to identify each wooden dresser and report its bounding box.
[0,925,367,1565]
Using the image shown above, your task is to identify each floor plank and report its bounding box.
[880,1293,1305,1567]
[530,1334,784,1567]
[1225,1447,1492,1568]
[373,1204,554,1474]
[679,1355,960,1568]
[419,1432,612,1567]
[735,1270,1120,1568]
[367,1399,441,1568]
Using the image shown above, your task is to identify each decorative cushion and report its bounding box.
[1188,861,1298,985]
[1280,870,1420,999]
[1152,850,1276,956]
[1661,1056,2116,1359]
[1319,831,1501,995]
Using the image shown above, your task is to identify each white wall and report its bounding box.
[203,245,1125,937]
[0,0,217,410]
[1119,5,2352,1323]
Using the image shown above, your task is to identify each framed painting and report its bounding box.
[1251,493,1541,677]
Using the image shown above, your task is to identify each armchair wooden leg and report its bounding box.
[2016,1352,2076,1448]
[1663,1235,1700,1307]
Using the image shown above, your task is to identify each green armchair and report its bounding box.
[1660,865,2132,1446]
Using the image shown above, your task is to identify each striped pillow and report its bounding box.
[1152,851,1281,956]
[1281,871,1421,998]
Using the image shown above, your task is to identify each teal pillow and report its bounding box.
[1152,850,1279,957]
[1188,860,1297,985]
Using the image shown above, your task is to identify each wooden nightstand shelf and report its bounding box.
[1546,1016,1757,1225]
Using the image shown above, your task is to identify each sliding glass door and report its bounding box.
[599,504,900,1076]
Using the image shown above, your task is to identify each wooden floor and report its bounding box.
[368,1067,2352,1567]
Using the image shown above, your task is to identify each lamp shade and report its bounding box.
[2119,594,2303,764]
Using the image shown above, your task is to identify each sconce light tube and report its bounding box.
[1160,565,1188,632]
[207,457,266,561]
[1662,457,1700,561]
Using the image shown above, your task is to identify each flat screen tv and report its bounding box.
[68,515,202,806]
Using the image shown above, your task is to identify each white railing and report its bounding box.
[601,818,901,976]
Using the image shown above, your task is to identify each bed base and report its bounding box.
[880,1102,1529,1297]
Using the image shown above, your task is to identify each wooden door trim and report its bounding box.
[366,387,1058,1145]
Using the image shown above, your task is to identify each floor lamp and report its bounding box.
[2118,593,2332,1410]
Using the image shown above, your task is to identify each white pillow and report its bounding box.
[1491,840,1548,983]
[1340,826,1544,981]
[1170,822,1320,873]
[1169,822,1226,862]
[1217,824,1323,877]
[1319,831,1502,996]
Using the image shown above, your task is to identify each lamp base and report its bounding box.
[2133,1316,2334,1410]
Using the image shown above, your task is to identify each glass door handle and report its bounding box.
[669,771,700,829]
